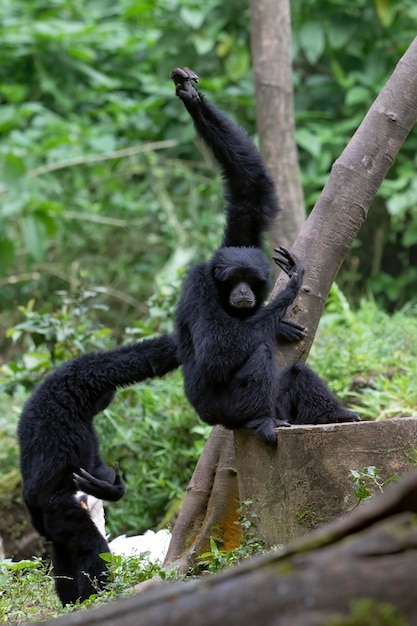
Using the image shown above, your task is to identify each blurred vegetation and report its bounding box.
[0,0,417,349]
[310,286,417,419]
[1,0,417,592]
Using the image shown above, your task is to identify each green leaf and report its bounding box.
[0,105,20,132]
[296,128,322,158]
[224,46,250,82]
[0,153,26,186]
[299,22,325,64]
[21,214,48,261]
[403,224,417,247]
[22,353,51,371]
[179,7,206,29]
[192,33,216,55]
[345,86,371,107]
[0,237,15,270]
[327,22,356,50]
[375,0,398,27]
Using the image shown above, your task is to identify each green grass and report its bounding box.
[309,289,417,420]
[0,559,61,623]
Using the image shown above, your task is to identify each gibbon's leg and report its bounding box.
[276,363,360,425]
[43,494,110,605]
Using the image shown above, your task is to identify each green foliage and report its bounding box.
[325,598,407,626]
[290,0,417,306]
[196,501,266,574]
[309,286,417,419]
[1,0,417,344]
[0,558,61,622]
[348,466,398,506]
[0,0,251,342]
[1,281,117,392]
[101,550,163,591]
[0,552,175,622]
[97,374,210,535]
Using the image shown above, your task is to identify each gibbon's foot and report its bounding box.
[245,417,291,446]
[331,409,361,423]
[73,463,125,502]
[279,318,306,342]
[170,67,200,102]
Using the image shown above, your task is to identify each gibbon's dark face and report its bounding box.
[211,247,271,315]
[228,280,256,309]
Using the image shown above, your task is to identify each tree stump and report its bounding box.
[234,417,417,546]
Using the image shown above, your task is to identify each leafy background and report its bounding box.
[1,0,417,338]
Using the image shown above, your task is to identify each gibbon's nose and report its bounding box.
[237,283,253,301]
[230,281,256,308]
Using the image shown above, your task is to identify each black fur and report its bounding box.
[18,334,179,605]
[171,67,359,445]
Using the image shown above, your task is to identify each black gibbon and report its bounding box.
[171,67,359,445]
[18,334,179,604]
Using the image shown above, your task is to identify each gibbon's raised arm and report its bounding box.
[171,66,278,249]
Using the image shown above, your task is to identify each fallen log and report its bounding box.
[38,468,417,626]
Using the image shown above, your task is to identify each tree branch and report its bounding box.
[274,36,417,366]
[249,0,305,248]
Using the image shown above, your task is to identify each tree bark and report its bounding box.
[163,426,240,574]
[235,417,417,546]
[249,0,306,249]
[272,35,417,365]
[40,469,417,626]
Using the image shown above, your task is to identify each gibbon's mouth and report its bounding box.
[231,298,256,309]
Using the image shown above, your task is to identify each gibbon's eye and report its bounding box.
[213,267,223,280]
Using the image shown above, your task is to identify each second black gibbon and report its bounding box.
[171,67,359,445]
[18,334,179,605]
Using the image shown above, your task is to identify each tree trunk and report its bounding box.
[235,417,417,546]
[249,0,306,249]
[272,34,417,365]
[40,469,417,626]
[163,426,240,574]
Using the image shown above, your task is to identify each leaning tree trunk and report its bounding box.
[249,0,306,250]
[164,36,417,573]
[273,32,417,366]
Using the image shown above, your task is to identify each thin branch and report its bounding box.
[27,139,178,177]
[63,211,129,227]
[0,139,178,196]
